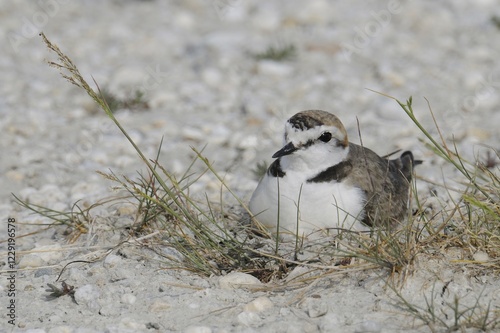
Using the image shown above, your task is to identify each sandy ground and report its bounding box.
[1,1,500,332]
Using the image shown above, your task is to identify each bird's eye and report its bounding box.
[318,132,332,143]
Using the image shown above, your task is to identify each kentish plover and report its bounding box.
[249,110,419,237]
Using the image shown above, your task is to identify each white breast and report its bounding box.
[249,171,368,238]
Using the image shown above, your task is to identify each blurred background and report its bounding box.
[1,0,499,209]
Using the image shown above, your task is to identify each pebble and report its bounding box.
[252,8,281,31]
[285,265,310,282]
[114,155,136,168]
[467,127,491,141]
[182,127,205,141]
[48,314,62,323]
[201,68,222,87]
[149,300,171,312]
[257,60,294,77]
[149,90,179,108]
[34,268,53,277]
[104,253,124,268]
[18,253,46,268]
[473,251,490,262]
[41,184,68,200]
[32,243,64,263]
[354,320,382,333]
[188,302,200,309]
[6,169,24,181]
[18,184,67,207]
[74,284,101,312]
[74,328,101,333]
[295,0,333,24]
[243,296,273,313]
[121,293,137,305]
[114,317,145,330]
[320,312,342,332]
[237,311,262,327]
[174,11,196,30]
[70,182,107,203]
[116,204,136,216]
[109,66,148,90]
[301,297,328,318]
[218,272,262,289]
[19,147,47,165]
[184,326,213,333]
[48,326,73,333]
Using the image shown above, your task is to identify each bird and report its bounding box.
[249,110,419,238]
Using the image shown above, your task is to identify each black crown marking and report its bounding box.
[288,114,324,131]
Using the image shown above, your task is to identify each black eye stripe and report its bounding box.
[318,132,332,143]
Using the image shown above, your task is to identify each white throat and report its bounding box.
[280,143,349,180]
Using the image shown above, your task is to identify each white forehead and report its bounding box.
[284,121,346,144]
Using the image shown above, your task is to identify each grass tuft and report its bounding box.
[97,88,149,113]
[253,44,297,61]
[37,32,286,280]
[391,283,500,331]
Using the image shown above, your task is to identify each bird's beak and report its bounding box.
[272,142,297,158]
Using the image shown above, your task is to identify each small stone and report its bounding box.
[116,204,136,216]
[251,7,281,31]
[48,326,72,333]
[321,312,342,332]
[40,184,67,203]
[33,243,63,263]
[285,265,310,282]
[117,317,145,330]
[467,127,491,141]
[237,134,258,149]
[6,170,24,181]
[202,68,222,87]
[149,91,179,109]
[257,60,293,77]
[244,296,273,313]
[149,300,171,312]
[18,254,45,268]
[295,0,332,24]
[188,303,200,309]
[302,297,328,318]
[473,251,490,262]
[19,148,46,165]
[34,268,53,277]
[182,127,204,141]
[109,66,146,89]
[104,254,123,268]
[174,11,195,30]
[70,182,105,203]
[114,155,135,168]
[18,185,67,207]
[121,293,136,305]
[74,284,101,311]
[74,328,100,333]
[184,326,213,333]
[218,272,262,289]
[279,307,291,316]
[237,311,262,327]
[355,320,382,333]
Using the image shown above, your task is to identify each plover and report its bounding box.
[249,110,419,237]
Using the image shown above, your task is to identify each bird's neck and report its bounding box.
[279,146,350,180]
